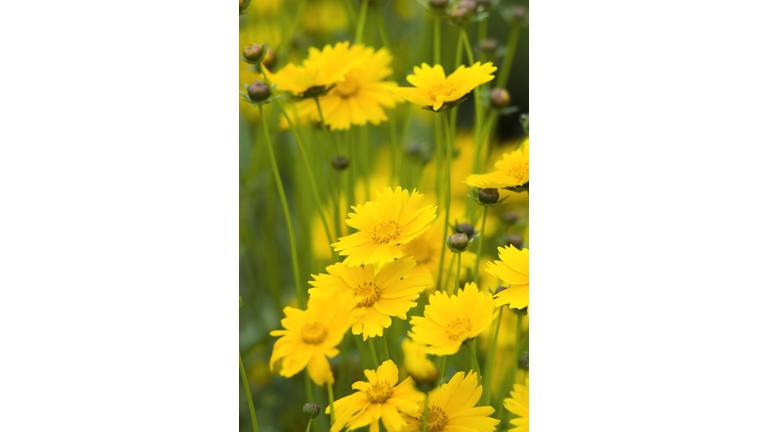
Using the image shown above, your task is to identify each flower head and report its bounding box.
[309,256,431,340]
[402,371,500,432]
[486,245,529,309]
[391,62,496,111]
[327,359,423,432]
[409,282,496,355]
[264,41,361,95]
[401,338,438,389]
[332,187,438,267]
[269,292,358,385]
[504,378,529,432]
[465,139,529,189]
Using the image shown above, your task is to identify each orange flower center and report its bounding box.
[372,220,401,244]
[300,322,327,344]
[423,406,448,432]
[427,82,457,103]
[366,381,393,403]
[355,281,381,307]
[445,318,471,340]
[507,162,529,183]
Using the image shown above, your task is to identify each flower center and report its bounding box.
[372,220,401,244]
[427,83,457,103]
[300,322,328,344]
[507,162,529,183]
[445,318,471,340]
[403,236,432,264]
[355,281,381,307]
[334,76,359,97]
[366,382,393,403]
[422,406,448,432]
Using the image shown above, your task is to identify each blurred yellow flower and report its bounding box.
[265,41,360,94]
[402,371,500,432]
[392,62,496,111]
[301,0,349,34]
[403,226,477,290]
[466,139,529,189]
[309,256,430,340]
[332,186,438,267]
[409,282,495,356]
[401,338,438,386]
[504,378,529,432]
[268,292,358,385]
[486,246,529,309]
[327,359,422,432]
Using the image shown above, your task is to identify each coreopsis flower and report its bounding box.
[326,359,423,432]
[486,245,529,309]
[408,282,495,355]
[264,42,361,95]
[391,62,496,111]
[332,186,438,267]
[308,256,431,340]
[465,139,529,189]
[504,378,529,432]
[290,44,401,130]
[401,338,438,389]
[269,292,358,386]
[402,371,500,432]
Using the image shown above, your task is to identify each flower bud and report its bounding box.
[490,88,511,109]
[450,8,468,21]
[457,0,477,13]
[478,188,499,204]
[446,233,469,253]
[455,222,474,238]
[519,352,529,369]
[429,0,448,9]
[332,156,350,170]
[303,402,321,419]
[501,211,518,224]
[479,38,499,53]
[511,5,527,21]
[261,48,277,69]
[505,233,523,249]
[243,44,263,62]
[248,80,271,102]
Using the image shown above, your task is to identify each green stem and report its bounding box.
[314,97,343,242]
[381,336,390,361]
[258,106,304,309]
[468,339,481,378]
[460,29,475,64]
[442,253,456,293]
[496,310,525,421]
[327,382,336,425]
[453,252,461,295]
[368,337,380,366]
[436,112,453,293]
[497,20,521,89]
[355,0,368,44]
[421,393,430,432]
[481,307,503,405]
[477,19,487,44]
[472,206,488,283]
[433,16,441,64]
[314,97,340,154]
[305,419,313,432]
[437,355,447,381]
[239,351,260,432]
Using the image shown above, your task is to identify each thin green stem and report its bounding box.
[355,0,368,44]
[434,17,441,64]
[375,9,392,50]
[239,351,259,432]
[342,0,357,24]
[327,382,336,425]
[436,112,453,293]
[314,97,340,155]
[437,355,447,381]
[381,336,390,361]
[472,206,488,283]
[468,339,481,378]
[367,337,379,366]
[453,252,461,295]
[258,106,304,309]
[421,393,430,432]
[314,97,344,242]
[481,307,503,405]
[442,253,456,293]
[305,419,313,432]
[477,19,487,43]
[496,310,525,420]
[497,20,521,89]
[460,29,475,64]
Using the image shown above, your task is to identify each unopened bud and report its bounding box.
[243,44,264,62]
[501,211,518,224]
[455,223,474,238]
[511,5,527,21]
[446,233,469,253]
[478,188,499,204]
[429,0,448,9]
[479,38,499,53]
[450,8,468,20]
[490,88,511,109]
[457,0,477,13]
[332,156,350,170]
[505,234,523,249]
[519,352,529,369]
[261,48,277,69]
[248,81,271,102]
[303,402,321,419]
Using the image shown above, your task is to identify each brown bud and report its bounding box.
[429,0,448,9]
[479,38,499,53]
[457,0,477,12]
[455,223,475,238]
[478,188,499,204]
[490,88,511,109]
[447,233,469,252]
[248,80,271,102]
[505,233,523,249]
[450,8,468,20]
[243,44,263,62]
[332,156,350,170]
[261,48,277,69]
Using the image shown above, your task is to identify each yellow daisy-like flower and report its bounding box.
[332,186,438,267]
[486,245,529,309]
[408,282,496,356]
[269,292,358,386]
[402,370,500,432]
[264,41,360,94]
[309,256,431,340]
[290,44,401,130]
[327,359,423,432]
[391,62,497,111]
[466,139,529,188]
[401,338,438,386]
[504,378,529,432]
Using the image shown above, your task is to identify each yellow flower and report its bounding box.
[504,378,529,432]
[401,338,438,386]
[264,41,360,94]
[309,256,431,340]
[402,370,500,432]
[408,282,496,355]
[391,62,497,111]
[291,44,401,130]
[269,292,358,386]
[486,246,529,309]
[332,186,438,267]
[327,359,423,432]
[466,139,529,188]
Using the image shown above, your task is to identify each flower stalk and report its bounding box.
[473,206,488,282]
[239,351,260,432]
[481,307,503,405]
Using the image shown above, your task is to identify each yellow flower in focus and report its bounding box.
[391,62,497,111]
[466,139,529,188]
[402,371,500,432]
[332,187,438,267]
[401,338,438,386]
[504,378,529,432]
[486,246,529,309]
[327,359,423,432]
[408,282,496,355]
[269,292,358,386]
[309,256,430,340]
[264,41,360,94]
